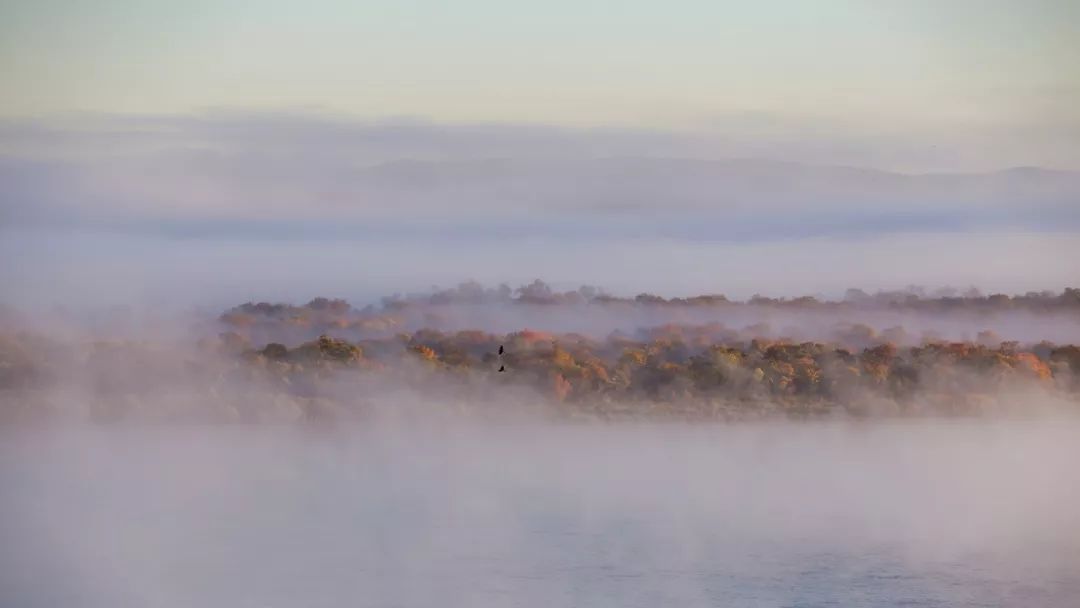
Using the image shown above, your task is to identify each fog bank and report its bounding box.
[2,421,1078,607]
[3,229,1077,312]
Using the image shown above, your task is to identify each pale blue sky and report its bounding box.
[2,0,1077,132]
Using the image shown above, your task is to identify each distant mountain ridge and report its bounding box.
[341,157,1080,223]
[3,155,1078,230]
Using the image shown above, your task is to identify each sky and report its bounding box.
[0,1,1078,309]
[2,1,1077,138]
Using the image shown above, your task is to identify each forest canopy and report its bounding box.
[2,283,1079,424]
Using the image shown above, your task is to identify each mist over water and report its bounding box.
[3,2,1079,605]
[3,419,1079,608]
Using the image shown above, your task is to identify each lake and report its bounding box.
[2,419,1078,607]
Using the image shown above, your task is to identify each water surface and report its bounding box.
[3,420,1078,607]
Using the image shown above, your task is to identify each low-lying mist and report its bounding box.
[3,282,1080,425]
[3,229,1078,313]
[3,67,1079,608]
[2,420,1078,607]
[3,279,1080,606]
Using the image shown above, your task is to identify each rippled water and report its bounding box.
[3,420,1079,607]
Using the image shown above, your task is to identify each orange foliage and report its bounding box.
[1014,352,1052,381]
[552,374,572,402]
